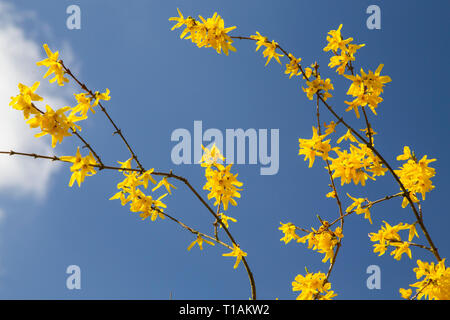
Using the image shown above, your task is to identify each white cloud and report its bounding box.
[0,1,77,199]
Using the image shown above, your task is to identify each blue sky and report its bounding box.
[0,0,449,299]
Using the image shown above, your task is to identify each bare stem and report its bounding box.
[60,60,145,173]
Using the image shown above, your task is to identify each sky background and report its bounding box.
[0,0,449,300]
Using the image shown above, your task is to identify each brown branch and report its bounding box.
[60,60,145,173]
[329,192,404,227]
[151,206,232,250]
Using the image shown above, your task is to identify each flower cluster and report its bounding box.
[395,146,436,208]
[284,54,302,78]
[27,105,84,148]
[169,9,236,55]
[400,259,450,300]
[303,76,334,101]
[71,89,110,118]
[369,221,418,260]
[60,147,98,187]
[36,44,69,86]
[250,32,284,66]
[298,126,334,167]
[329,142,387,186]
[109,158,170,221]
[297,222,343,263]
[279,222,300,244]
[292,271,337,300]
[323,24,365,75]
[201,145,243,210]
[9,82,43,119]
[344,64,391,118]
[10,45,110,149]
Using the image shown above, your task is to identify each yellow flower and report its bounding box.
[298,126,334,168]
[285,53,302,78]
[36,44,69,86]
[407,259,450,300]
[336,129,358,144]
[218,213,237,229]
[369,221,414,260]
[346,193,372,224]
[199,144,225,167]
[395,149,436,207]
[344,64,391,118]
[396,146,413,161]
[329,143,386,186]
[71,93,95,117]
[222,244,247,269]
[399,288,412,299]
[140,169,157,189]
[250,32,283,66]
[169,9,236,55]
[152,177,176,194]
[60,147,98,187]
[323,121,336,135]
[323,24,353,53]
[278,222,300,244]
[302,76,334,101]
[298,223,343,263]
[326,190,336,199]
[390,241,412,261]
[9,82,43,119]
[27,105,84,148]
[324,24,365,75]
[292,271,337,300]
[92,89,111,107]
[187,234,215,251]
[203,162,243,210]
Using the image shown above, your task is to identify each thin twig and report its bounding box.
[60,60,145,173]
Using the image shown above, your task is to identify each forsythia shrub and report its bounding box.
[1,8,447,300]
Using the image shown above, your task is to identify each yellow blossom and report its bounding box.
[369,221,414,260]
[92,89,111,107]
[36,44,69,86]
[218,213,237,229]
[199,144,225,167]
[395,148,436,207]
[27,105,84,148]
[292,271,337,300]
[152,177,176,194]
[250,32,283,66]
[302,76,334,101]
[285,53,302,78]
[60,147,98,187]
[298,126,334,168]
[279,222,300,244]
[9,82,43,119]
[222,244,247,269]
[344,64,391,118]
[403,259,450,300]
[346,193,372,224]
[203,163,242,210]
[187,234,215,251]
[336,129,358,144]
[298,223,343,263]
[169,9,236,55]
